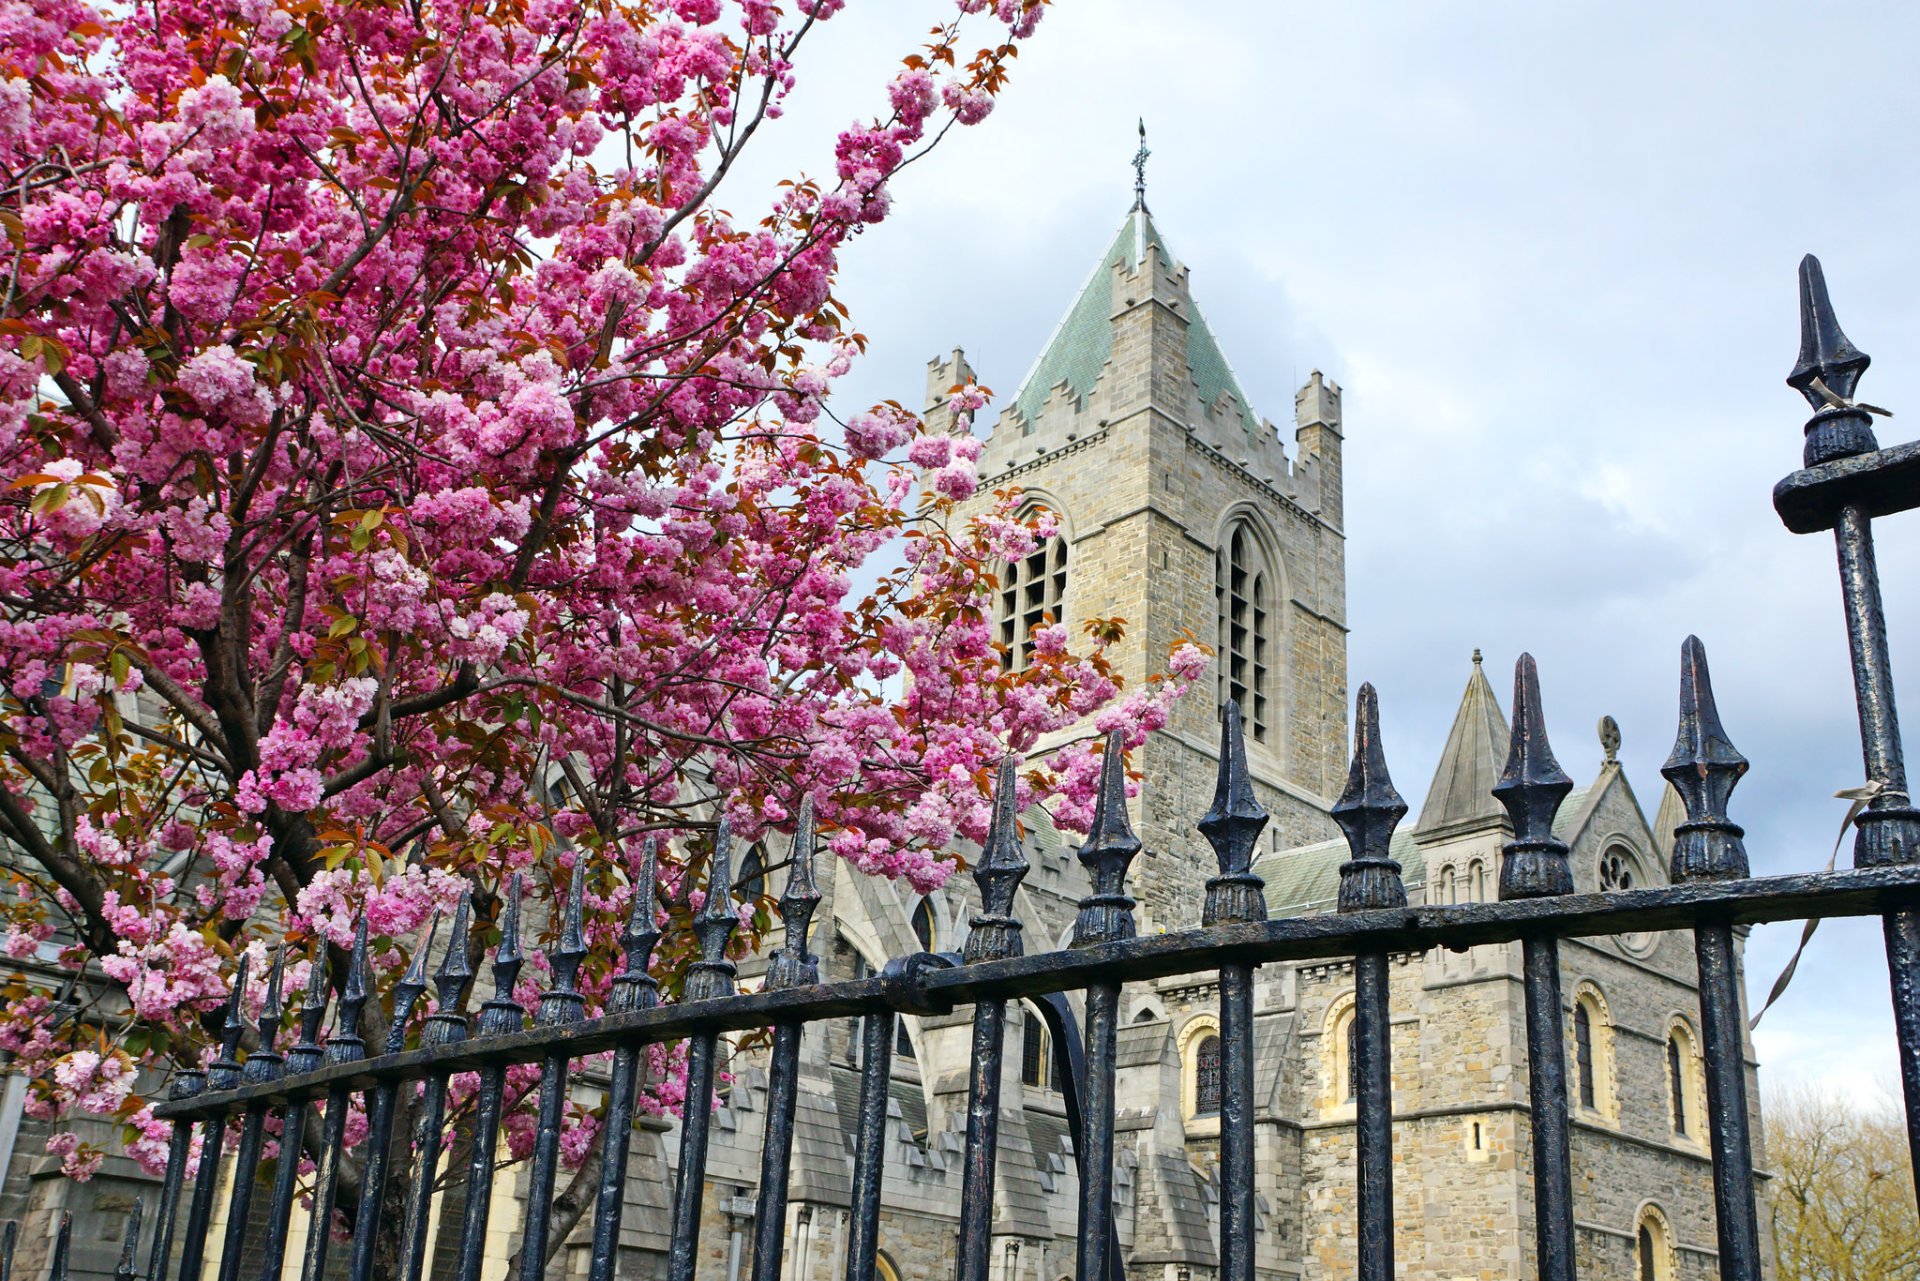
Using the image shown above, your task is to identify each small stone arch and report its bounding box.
[1633,1203,1677,1281]
[1319,992,1358,1116]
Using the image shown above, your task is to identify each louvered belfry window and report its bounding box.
[998,509,1067,672]
[1219,525,1271,741]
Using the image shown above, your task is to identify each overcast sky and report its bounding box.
[726,1,1920,1102]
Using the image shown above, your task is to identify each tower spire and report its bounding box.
[1132,118,1150,212]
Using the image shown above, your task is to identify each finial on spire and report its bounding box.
[1131,118,1150,212]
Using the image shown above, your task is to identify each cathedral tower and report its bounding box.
[939,197,1349,926]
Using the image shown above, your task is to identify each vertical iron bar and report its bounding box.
[1664,638,1763,1276]
[300,923,371,1281]
[1070,734,1138,1281]
[955,1002,1007,1281]
[2,1217,16,1281]
[1696,926,1762,1276]
[256,951,330,1281]
[843,1005,896,1281]
[181,966,249,1281]
[219,955,287,1281]
[348,919,438,1281]
[750,806,821,1281]
[666,827,741,1281]
[588,851,661,1281]
[955,760,1028,1281]
[1783,258,1920,1192]
[1200,709,1268,1281]
[516,866,591,1281]
[1333,685,1410,1281]
[452,880,528,1281]
[1074,983,1119,1281]
[1350,955,1392,1279]
[398,897,475,1281]
[1494,657,1577,1281]
[1520,937,1576,1281]
[148,1070,202,1281]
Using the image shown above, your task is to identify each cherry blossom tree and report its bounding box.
[0,0,1203,1246]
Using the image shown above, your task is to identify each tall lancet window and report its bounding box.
[1218,523,1273,741]
[998,507,1067,672]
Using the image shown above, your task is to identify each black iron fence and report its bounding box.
[16,255,1920,1281]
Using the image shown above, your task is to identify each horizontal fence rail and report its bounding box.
[17,253,1920,1281]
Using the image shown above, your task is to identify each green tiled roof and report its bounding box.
[1009,209,1264,437]
[1253,788,1592,918]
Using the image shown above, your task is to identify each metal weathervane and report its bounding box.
[1132,118,1150,210]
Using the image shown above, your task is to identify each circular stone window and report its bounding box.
[1600,843,1657,956]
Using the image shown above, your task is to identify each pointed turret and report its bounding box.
[1415,650,1513,841]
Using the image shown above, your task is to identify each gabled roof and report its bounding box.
[1007,208,1265,437]
[1414,654,1513,839]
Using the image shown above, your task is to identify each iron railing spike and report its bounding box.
[767,799,822,991]
[536,863,590,1025]
[286,943,328,1074]
[1790,253,1872,413]
[327,917,370,1062]
[686,823,741,1001]
[208,952,249,1090]
[1335,682,1410,913]
[477,876,527,1037]
[615,839,663,1012]
[1662,636,1752,881]
[50,1212,71,1281]
[965,757,1030,963]
[386,912,439,1053]
[114,1198,141,1281]
[257,947,286,1052]
[1493,653,1575,899]
[1,1217,15,1281]
[434,891,476,1005]
[1072,731,1141,947]
[1201,700,1270,925]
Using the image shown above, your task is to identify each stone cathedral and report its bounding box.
[1,202,1765,1281]
[665,201,1765,1281]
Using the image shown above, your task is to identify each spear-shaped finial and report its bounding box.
[613,841,662,1014]
[964,757,1030,962]
[386,913,440,1053]
[1201,700,1269,926]
[536,861,590,1026]
[243,949,288,1084]
[766,800,823,990]
[1790,254,1872,411]
[112,1198,141,1281]
[1493,654,1575,899]
[1072,732,1141,947]
[1334,684,1409,912]
[1789,255,1888,463]
[423,893,474,1046]
[686,822,741,1001]
[1661,636,1751,881]
[477,876,527,1037]
[324,917,371,1065]
[285,942,331,1075]
[209,951,251,1090]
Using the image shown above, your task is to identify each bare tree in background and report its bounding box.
[1769,1085,1920,1280]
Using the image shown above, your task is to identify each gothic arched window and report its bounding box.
[1667,1035,1688,1137]
[998,508,1067,672]
[1574,1003,1596,1110]
[1193,1035,1222,1116]
[910,899,936,952]
[1217,523,1274,742]
[739,844,767,902]
[1021,1007,1052,1089]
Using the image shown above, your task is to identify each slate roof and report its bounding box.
[1008,208,1264,438]
[1415,654,1512,838]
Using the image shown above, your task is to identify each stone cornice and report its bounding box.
[979,428,1110,489]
